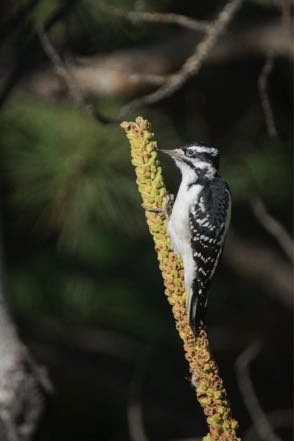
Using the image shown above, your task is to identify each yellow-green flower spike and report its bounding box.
[121,117,241,441]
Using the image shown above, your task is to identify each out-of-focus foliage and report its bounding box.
[0,0,292,440]
[223,137,292,206]
[1,94,142,248]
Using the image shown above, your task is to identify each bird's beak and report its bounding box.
[159,148,184,160]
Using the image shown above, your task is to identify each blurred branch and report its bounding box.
[128,397,149,441]
[209,21,293,60]
[27,22,293,100]
[26,319,141,361]
[0,0,40,44]
[258,51,278,137]
[235,341,282,441]
[0,0,78,108]
[224,230,293,308]
[36,24,112,124]
[95,2,210,32]
[36,25,84,105]
[281,0,292,32]
[244,408,293,441]
[257,0,292,136]
[127,345,152,441]
[119,0,244,115]
[248,0,286,6]
[127,341,203,441]
[250,197,294,263]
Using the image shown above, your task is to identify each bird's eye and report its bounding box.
[185,150,194,158]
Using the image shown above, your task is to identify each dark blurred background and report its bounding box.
[0,1,293,441]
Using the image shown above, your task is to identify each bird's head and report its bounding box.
[160,143,219,180]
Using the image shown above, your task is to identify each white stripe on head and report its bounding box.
[188,145,219,156]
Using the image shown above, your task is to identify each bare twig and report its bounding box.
[36,24,112,124]
[251,197,294,263]
[248,0,284,7]
[0,0,79,108]
[127,345,152,441]
[0,0,40,44]
[128,73,166,87]
[119,0,244,115]
[127,341,203,441]
[258,51,278,137]
[128,398,149,441]
[37,25,84,105]
[37,0,243,121]
[93,1,210,32]
[224,230,293,308]
[235,342,282,441]
[281,0,292,33]
[27,22,293,100]
[244,408,293,441]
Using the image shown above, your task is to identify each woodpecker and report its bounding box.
[161,144,231,336]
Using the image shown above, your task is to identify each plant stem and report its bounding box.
[121,116,240,441]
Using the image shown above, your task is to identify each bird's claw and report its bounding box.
[144,193,174,218]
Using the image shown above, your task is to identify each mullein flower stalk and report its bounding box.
[121,117,240,441]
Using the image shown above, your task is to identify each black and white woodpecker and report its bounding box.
[160,144,231,336]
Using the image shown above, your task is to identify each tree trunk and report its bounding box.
[0,217,50,441]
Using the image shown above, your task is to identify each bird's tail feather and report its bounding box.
[189,280,208,336]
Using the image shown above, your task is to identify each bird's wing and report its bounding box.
[188,177,231,334]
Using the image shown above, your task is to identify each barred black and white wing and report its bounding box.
[188,177,231,335]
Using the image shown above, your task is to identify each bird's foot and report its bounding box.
[144,193,174,218]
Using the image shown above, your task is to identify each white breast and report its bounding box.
[168,180,202,304]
